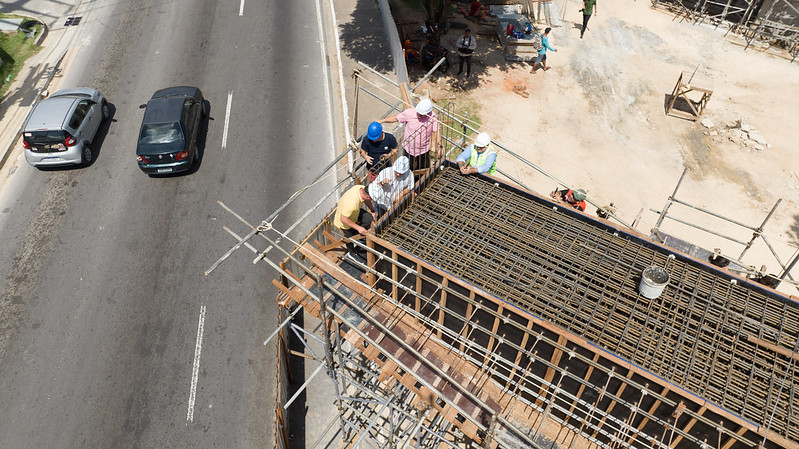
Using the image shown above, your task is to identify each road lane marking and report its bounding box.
[222,91,233,150]
[239,0,245,16]
[187,305,207,423]
[316,0,344,165]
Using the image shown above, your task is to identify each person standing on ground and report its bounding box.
[334,184,378,261]
[360,121,398,182]
[456,29,477,78]
[367,156,415,217]
[581,0,597,39]
[531,27,557,74]
[456,133,497,175]
[550,188,587,211]
[380,99,441,171]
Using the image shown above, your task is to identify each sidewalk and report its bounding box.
[298,1,394,447]
[0,0,86,169]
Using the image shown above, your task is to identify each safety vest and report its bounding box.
[469,145,497,175]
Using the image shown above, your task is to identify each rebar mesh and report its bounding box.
[378,165,799,444]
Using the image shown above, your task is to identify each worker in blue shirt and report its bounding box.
[456,133,497,175]
[531,27,557,74]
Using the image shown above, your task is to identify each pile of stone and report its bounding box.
[701,117,770,152]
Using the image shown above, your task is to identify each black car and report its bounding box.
[136,86,205,175]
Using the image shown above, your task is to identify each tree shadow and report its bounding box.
[338,0,394,73]
[786,214,799,246]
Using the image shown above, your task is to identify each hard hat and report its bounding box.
[573,189,587,201]
[393,156,410,174]
[475,132,491,148]
[367,122,383,140]
[416,99,433,116]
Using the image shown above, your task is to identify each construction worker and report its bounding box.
[550,188,587,211]
[334,184,378,262]
[456,132,497,175]
[367,156,414,217]
[379,99,441,171]
[360,121,398,182]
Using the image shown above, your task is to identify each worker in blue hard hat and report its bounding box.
[360,121,398,182]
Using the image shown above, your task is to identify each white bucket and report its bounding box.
[639,266,670,299]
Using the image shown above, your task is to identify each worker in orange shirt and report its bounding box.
[550,188,587,211]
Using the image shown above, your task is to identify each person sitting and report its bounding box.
[456,132,497,175]
[333,184,378,262]
[469,0,489,19]
[367,156,415,217]
[550,188,587,211]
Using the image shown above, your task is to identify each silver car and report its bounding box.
[22,88,110,167]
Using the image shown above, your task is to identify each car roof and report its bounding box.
[25,96,79,130]
[151,86,200,100]
[142,96,186,125]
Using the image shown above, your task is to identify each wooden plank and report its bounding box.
[747,334,799,362]
[670,405,707,448]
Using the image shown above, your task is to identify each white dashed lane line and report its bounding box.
[187,304,207,423]
[222,91,233,150]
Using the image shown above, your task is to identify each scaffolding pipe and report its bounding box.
[256,238,547,449]
[738,198,782,260]
[654,168,688,231]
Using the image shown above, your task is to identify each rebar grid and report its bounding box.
[347,237,762,449]
[378,166,799,445]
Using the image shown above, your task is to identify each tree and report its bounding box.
[420,0,450,44]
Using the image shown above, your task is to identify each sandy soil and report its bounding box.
[405,0,799,293]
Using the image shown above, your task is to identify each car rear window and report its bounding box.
[139,122,183,144]
[24,130,67,145]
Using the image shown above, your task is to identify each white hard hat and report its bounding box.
[415,99,433,116]
[475,132,491,148]
[393,156,410,174]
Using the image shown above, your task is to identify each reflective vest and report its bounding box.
[469,145,497,175]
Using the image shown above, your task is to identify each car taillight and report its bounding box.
[137,155,148,163]
[64,134,77,147]
[176,150,189,161]
[22,140,30,149]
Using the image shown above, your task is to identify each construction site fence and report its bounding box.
[652,0,799,62]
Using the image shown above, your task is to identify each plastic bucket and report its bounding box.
[639,266,670,299]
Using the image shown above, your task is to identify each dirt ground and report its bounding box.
[398,0,799,293]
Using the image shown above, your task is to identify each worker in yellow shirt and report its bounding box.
[333,184,378,262]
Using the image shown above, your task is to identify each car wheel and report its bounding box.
[82,144,93,165]
[101,100,110,120]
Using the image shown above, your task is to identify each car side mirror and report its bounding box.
[139,104,147,109]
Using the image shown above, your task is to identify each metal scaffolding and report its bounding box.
[652,0,799,62]
[208,64,799,448]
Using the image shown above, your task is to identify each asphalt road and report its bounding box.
[0,0,337,447]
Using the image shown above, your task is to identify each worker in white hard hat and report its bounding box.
[379,98,441,171]
[456,132,497,175]
[367,156,415,217]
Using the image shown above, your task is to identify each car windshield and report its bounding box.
[139,122,183,145]
[25,130,66,145]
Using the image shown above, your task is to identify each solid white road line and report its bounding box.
[187,305,207,423]
[239,0,245,16]
[222,91,233,150]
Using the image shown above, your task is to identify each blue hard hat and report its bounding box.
[367,122,383,140]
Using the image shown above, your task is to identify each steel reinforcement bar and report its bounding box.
[377,164,799,445]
